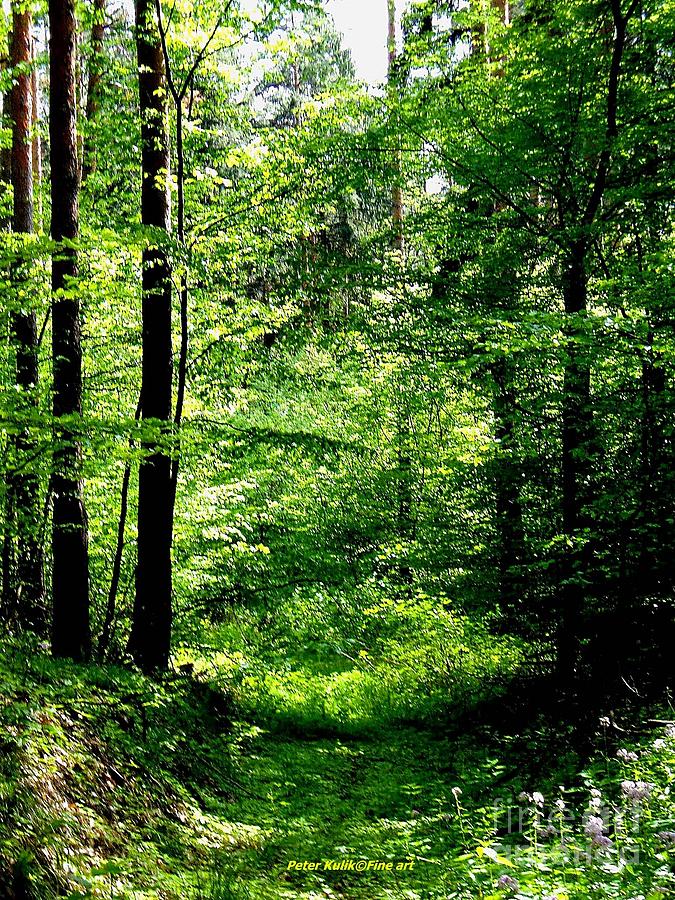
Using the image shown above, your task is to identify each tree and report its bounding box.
[127,0,173,673]
[50,0,91,660]
[2,0,45,631]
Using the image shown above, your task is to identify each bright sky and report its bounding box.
[326,0,404,86]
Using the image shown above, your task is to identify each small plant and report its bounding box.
[450,721,675,899]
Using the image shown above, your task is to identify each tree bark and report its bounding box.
[50,0,91,661]
[128,0,173,673]
[4,3,46,631]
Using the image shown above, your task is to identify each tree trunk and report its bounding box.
[5,3,46,632]
[50,0,91,661]
[128,0,173,674]
[82,0,105,180]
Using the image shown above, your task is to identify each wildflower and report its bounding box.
[590,788,602,798]
[584,815,605,837]
[497,874,519,892]
[532,791,545,807]
[518,791,531,803]
[599,716,611,728]
[665,724,675,739]
[621,780,654,802]
[451,786,462,798]
[616,748,639,762]
[657,831,675,846]
[589,793,603,811]
[653,738,666,750]
[592,833,613,849]
[554,798,565,812]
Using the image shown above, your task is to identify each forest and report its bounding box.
[0,0,674,897]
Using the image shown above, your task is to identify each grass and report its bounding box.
[1,599,673,900]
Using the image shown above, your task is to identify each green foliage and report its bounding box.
[1,0,675,897]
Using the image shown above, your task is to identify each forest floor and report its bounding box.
[214,722,477,898]
[0,630,573,900]
[2,631,668,900]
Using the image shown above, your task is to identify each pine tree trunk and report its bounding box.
[128,0,173,673]
[50,0,91,661]
[6,3,46,631]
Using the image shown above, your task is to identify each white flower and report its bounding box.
[621,780,654,802]
[616,748,639,762]
[532,791,545,807]
[555,798,565,812]
[592,833,613,849]
[585,815,605,837]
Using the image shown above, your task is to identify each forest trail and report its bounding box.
[215,721,481,899]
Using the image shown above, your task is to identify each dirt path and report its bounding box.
[215,724,474,899]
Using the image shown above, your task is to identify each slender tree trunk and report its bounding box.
[82,0,105,180]
[128,0,173,673]
[50,0,91,661]
[98,393,141,661]
[555,2,635,683]
[5,3,46,631]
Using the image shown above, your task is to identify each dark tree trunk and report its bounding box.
[82,0,105,180]
[555,2,635,684]
[128,0,173,674]
[50,0,91,661]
